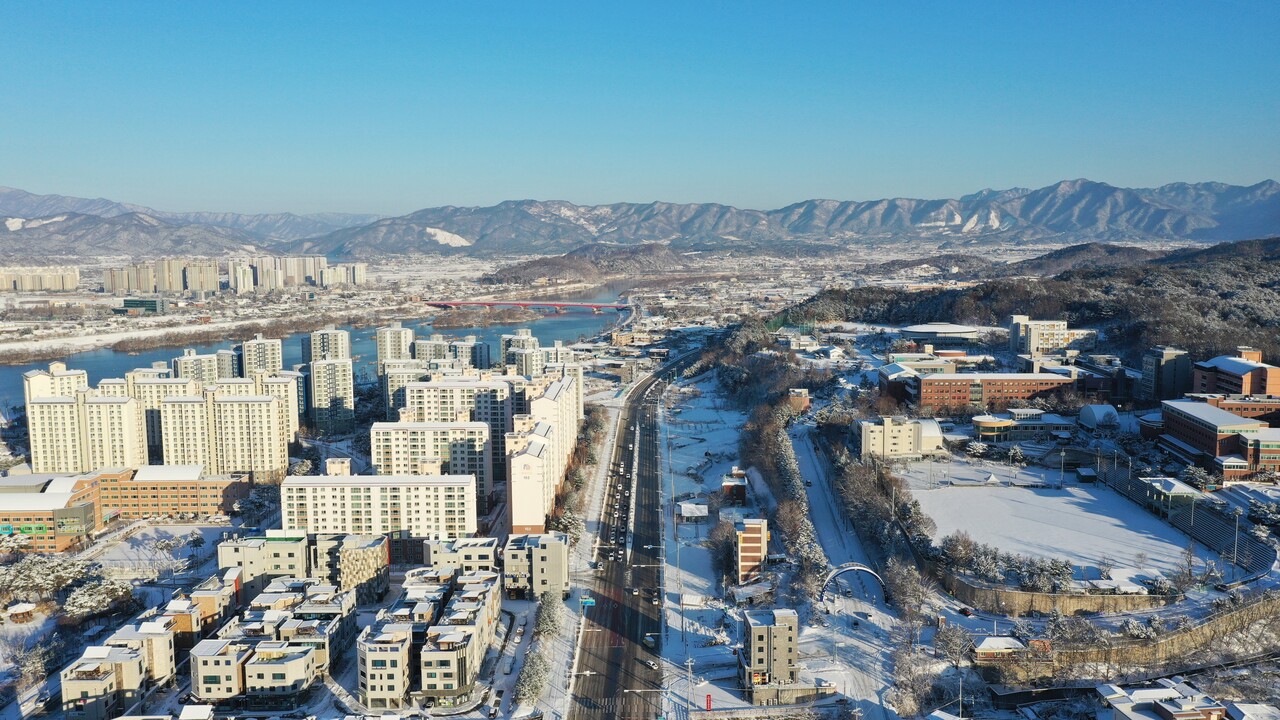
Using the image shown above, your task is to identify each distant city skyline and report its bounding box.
[2,1,1277,216]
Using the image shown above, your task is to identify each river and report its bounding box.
[0,285,631,414]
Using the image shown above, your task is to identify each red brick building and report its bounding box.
[1192,348,1280,396]
[911,373,1074,412]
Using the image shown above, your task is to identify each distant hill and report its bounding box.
[777,235,1280,363]
[989,242,1168,277]
[0,212,266,258]
[2,178,1279,258]
[289,178,1280,258]
[481,243,685,284]
[0,186,379,242]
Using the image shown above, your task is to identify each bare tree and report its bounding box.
[935,623,973,667]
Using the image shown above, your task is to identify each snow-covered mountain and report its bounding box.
[2,179,1277,259]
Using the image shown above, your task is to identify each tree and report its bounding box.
[534,591,564,638]
[967,441,989,458]
[935,623,972,667]
[186,531,207,558]
[514,652,551,704]
[0,532,31,561]
[1132,551,1149,572]
[706,520,738,586]
[63,579,136,619]
[1097,555,1115,580]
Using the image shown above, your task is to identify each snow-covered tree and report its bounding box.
[63,579,136,619]
[534,591,564,638]
[966,441,989,458]
[0,554,92,601]
[0,532,31,559]
[934,623,972,667]
[513,651,551,704]
[1121,617,1157,640]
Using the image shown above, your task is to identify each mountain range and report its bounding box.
[2,179,1278,259]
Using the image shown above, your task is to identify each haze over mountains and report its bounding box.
[2,179,1277,259]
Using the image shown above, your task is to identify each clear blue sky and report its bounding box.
[2,1,1277,215]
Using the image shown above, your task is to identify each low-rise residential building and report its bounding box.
[735,518,768,585]
[422,537,499,573]
[311,534,391,605]
[216,530,311,598]
[502,533,569,599]
[190,640,252,702]
[858,416,947,460]
[105,619,177,685]
[1096,679,1228,720]
[356,622,414,711]
[242,641,318,699]
[60,645,148,720]
[740,609,799,705]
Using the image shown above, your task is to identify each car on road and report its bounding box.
[959,607,975,617]
[643,659,659,670]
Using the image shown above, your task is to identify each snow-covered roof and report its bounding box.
[131,465,204,483]
[1162,400,1260,429]
[975,636,1025,651]
[1196,355,1275,376]
[902,322,978,334]
[923,372,1071,381]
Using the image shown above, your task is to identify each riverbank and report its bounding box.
[430,307,542,329]
[0,304,439,366]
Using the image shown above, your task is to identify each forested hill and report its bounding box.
[777,236,1280,362]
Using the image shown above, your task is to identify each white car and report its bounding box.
[643,659,659,670]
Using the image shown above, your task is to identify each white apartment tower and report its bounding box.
[303,326,351,363]
[309,359,355,434]
[376,322,415,365]
[239,333,284,375]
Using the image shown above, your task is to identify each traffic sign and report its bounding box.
[580,596,596,607]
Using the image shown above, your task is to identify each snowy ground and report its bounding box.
[899,457,1215,579]
[89,524,228,581]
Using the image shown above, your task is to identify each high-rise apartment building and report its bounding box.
[160,389,290,481]
[239,334,284,376]
[303,326,351,363]
[23,361,88,406]
[27,392,148,473]
[280,475,477,542]
[370,421,491,498]
[309,359,355,434]
[377,322,415,365]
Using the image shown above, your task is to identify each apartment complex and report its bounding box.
[281,475,478,563]
[238,334,283,375]
[1008,315,1097,355]
[0,265,79,292]
[104,258,219,295]
[502,532,570,599]
[858,416,947,461]
[160,387,291,481]
[27,392,148,473]
[358,568,502,709]
[302,325,351,362]
[1193,348,1280,396]
[735,518,768,585]
[173,348,239,383]
[507,371,584,533]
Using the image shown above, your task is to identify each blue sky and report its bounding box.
[1,1,1277,215]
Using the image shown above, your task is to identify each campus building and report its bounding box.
[1140,346,1193,402]
[858,416,947,460]
[1008,315,1097,356]
[1193,348,1280,396]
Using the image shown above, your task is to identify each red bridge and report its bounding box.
[426,300,628,312]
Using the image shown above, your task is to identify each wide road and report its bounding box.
[570,353,697,720]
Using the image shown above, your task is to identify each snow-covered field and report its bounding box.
[900,458,1214,578]
[90,524,228,579]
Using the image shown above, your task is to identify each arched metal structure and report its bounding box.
[820,562,887,603]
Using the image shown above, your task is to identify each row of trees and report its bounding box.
[546,404,609,544]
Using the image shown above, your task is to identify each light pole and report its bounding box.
[1232,507,1243,580]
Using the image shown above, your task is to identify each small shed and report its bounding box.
[676,502,709,523]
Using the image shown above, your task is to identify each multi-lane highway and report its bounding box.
[569,355,695,720]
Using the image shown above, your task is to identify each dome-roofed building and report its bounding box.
[901,322,981,347]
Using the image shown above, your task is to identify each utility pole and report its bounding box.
[685,657,695,719]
